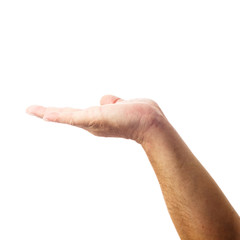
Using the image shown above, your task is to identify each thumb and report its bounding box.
[100,95,124,105]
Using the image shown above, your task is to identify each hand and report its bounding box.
[26,95,166,144]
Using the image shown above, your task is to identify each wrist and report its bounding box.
[141,115,173,153]
[141,115,191,165]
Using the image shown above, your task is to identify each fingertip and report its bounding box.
[25,105,46,117]
[26,105,36,115]
[100,95,109,105]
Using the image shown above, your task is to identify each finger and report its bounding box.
[26,105,79,119]
[43,106,101,128]
[100,95,124,105]
[26,105,47,118]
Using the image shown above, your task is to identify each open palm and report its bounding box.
[26,95,165,144]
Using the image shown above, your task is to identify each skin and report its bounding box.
[26,95,240,239]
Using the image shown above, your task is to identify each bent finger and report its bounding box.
[100,95,124,105]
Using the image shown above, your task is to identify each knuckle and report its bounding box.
[69,118,74,126]
[68,112,75,126]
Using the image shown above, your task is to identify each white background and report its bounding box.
[0,0,240,239]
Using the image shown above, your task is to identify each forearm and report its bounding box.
[141,119,240,239]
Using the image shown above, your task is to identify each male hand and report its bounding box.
[26,94,240,239]
[26,95,166,144]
